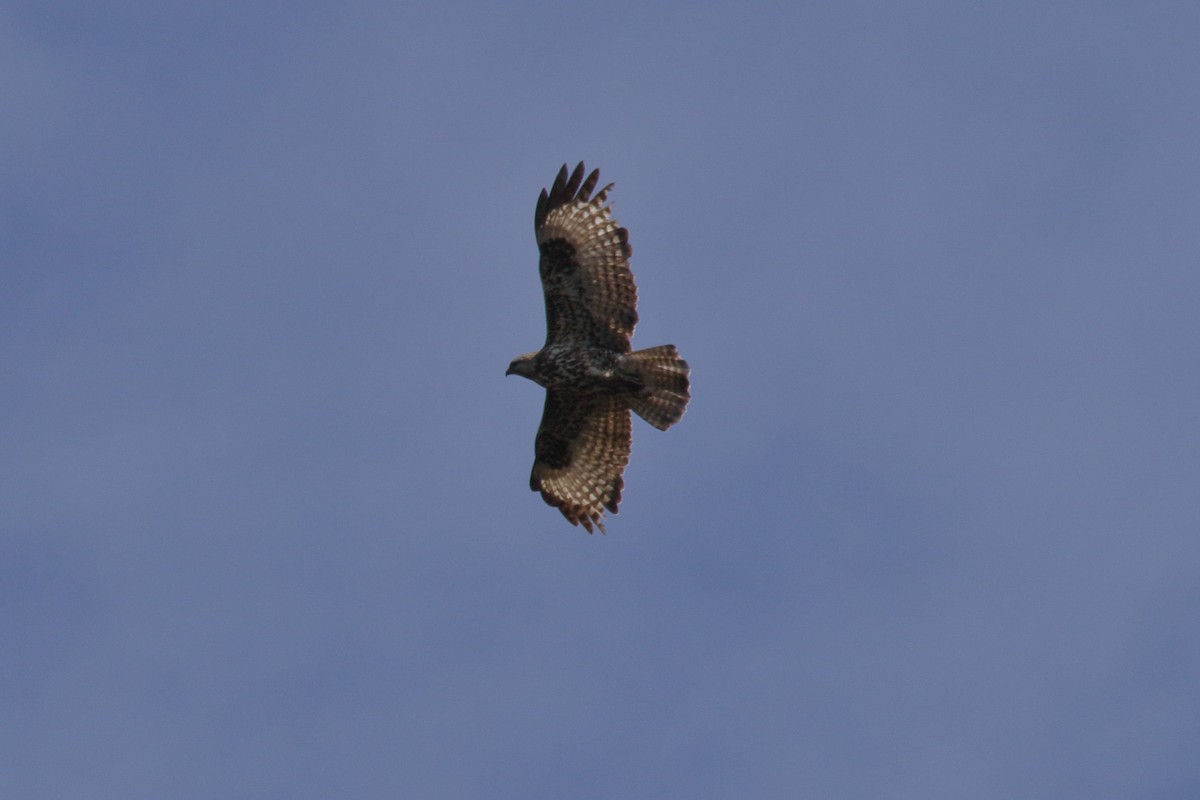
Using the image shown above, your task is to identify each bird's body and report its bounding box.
[507,163,690,533]
[515,343,623,389]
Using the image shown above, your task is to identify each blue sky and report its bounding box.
[4,2,1199,797]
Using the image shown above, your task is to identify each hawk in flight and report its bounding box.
[507,163,690,533]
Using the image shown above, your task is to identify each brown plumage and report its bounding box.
[506,163,690,533]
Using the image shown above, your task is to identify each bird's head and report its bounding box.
[506,352,539,380]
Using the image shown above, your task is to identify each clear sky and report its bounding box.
[4,2,1199,798]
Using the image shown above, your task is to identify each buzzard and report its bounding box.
[507,163,690,533]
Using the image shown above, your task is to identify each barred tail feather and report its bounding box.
[623,345,690,431]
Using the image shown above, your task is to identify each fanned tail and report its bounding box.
[622,345,690,431]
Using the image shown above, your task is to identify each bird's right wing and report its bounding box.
[529,390,631,533]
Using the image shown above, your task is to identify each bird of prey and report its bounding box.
[506,163,690,533]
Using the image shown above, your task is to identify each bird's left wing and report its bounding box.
[535,162,638,353]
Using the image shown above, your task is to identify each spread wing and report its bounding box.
[535,162,638,353]
[530,391,631,534]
